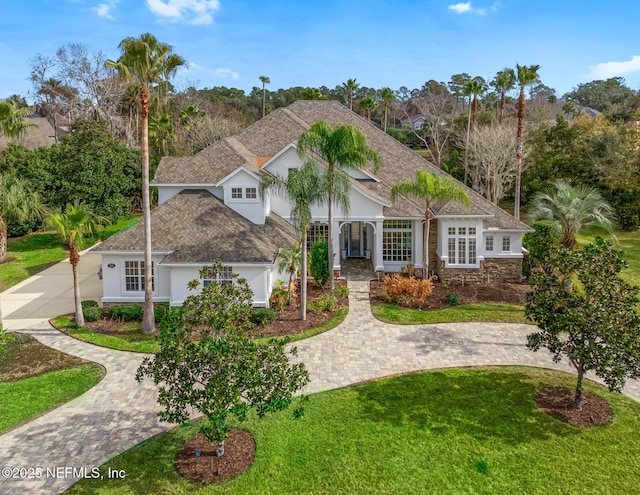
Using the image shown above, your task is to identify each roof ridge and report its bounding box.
[281,107,312,130]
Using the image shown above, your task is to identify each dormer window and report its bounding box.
[229,186,258,201]
[246,187,257,199]
[231,187,243,199]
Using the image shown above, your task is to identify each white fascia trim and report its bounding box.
[434,214,493,219]
[153,183,216,188]
[216,166,262,187]
[90,250,173,256]
[260,142,298,171]
[159,262,274,268]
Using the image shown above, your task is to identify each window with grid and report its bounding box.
[125,261,154,292]
[485,235,494,252]
[502,236,511,252]
[382,220,412,261]
[307,223,328,250]
[245,187,257,199]
[202,266,233,288]
[446,225,477,265]
[231,187,242,199]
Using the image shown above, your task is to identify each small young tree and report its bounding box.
[136,261,309,457]
[526,238,640,411]
[309,240,329,288]
[275,243,301,306]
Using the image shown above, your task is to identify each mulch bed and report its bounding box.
[535,387,613,426]
[175,429,256,484]
[369,279,531,310]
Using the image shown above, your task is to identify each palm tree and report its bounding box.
[391,170,470,279]
[514,63,541,220]
[0,176,46,263]
[462,77,487,184]
[38,78,76,143]
[380,87,396,132]
[297,121,381,290]
[358,96,377,122]
[259,75,270,117]
[260,161,328,319]
[528,180,616,248]
[46,201,105,327]
[276,243,302,305]
[491,68,516,124]
[149,113,174,156]
[106,33,186,334]
[0,99,34,141]
[343,78,359,111]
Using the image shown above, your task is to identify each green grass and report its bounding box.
[51,315,159,354]
[576,228,640,287]
[0,215,140,291]
[65,367,640,495]
[0,363,104,434]
[372,302,527,325]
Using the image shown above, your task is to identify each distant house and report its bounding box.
[92,100,532,307]
[399,113,427,130]
[0,115,59,150]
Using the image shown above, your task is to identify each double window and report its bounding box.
[382,220,412,262]
[230,186,257,200]
[125,261,154,292]
[446,226,477,265]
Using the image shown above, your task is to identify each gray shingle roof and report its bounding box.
[92,190,297,263]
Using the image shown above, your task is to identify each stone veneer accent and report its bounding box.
[436,257,523,284]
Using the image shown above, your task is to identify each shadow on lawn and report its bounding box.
[354,368,578,446]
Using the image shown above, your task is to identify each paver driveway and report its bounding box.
[1,257,638,494]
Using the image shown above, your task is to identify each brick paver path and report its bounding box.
[1,280,639,494]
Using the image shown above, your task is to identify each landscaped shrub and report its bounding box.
[523,220,563,277]
[309,293,337,313]
[81,300,103,322]
[333,284,349,298]
[445,292,461,306]
[309,240,329,288]
[250,308,279,327]
[382,274,434,307]
[154,303,170,323]
[269,281,289,311]
[108,305,142,321]
[0,324,12,354]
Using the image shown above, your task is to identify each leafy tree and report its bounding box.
[309,240,329,288]
[563,77,638,121]
[491,67,516,124]
[391,170,470,279]
[276,243,301,306]
[107,33,186,334]
[527,180,616,248]
[260,161,328,319]
[45,201,106,327]
[136,261,309,456]
[522,220,563,277]
[259,75,270,117]
[448,73,472,109]
[380,87,396,132]
[297,121,381,290]
[514,64,541,220]
[526,238,640,410]
[0,175,46,262]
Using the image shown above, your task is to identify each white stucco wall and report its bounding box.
[99,254,171,304]
[221,170,267,224]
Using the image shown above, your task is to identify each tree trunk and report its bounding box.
[0,216,7,263]
[499,90,506,124]
[301,233,307,321]
[288,266,295,306]
[215,440,225,457]
[140,84,155,335]
[328,191,335,291]
[514,88,525,221]
[464,104,472,185]
[70,245,85,327]
[349,92,353,111]
[574,368,584,411]
[423,211,431,280]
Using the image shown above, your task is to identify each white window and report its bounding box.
[383,220,412,261]
[307,223,328,250]
[125,261,154,292]
[446,225,477,265]
[202,266,233,288]
[485,235,494,252]
[502,236,511,252]
[245,187,257,199]
[231,187,242,199]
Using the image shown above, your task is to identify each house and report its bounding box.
[92,100,532,307]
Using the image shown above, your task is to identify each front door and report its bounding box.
[348,222,363,257]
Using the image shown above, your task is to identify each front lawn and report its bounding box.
[577,228,640,287]
[0,333,104,434]
[372,302,527,324]
[65,367,640,495]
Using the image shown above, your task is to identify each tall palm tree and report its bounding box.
[0,99,34,141]
[491,68,516,124]
[45,201,105,327]
[343,78,359,111]
[259,75,270,117]
[297,121,381,290]
[106,33,186,334]
[0,176,46,263]
[38,78,76,143]
[275,243,302,306]
[462,77,487,184]
[359,96,377,121]
[528,180,616,248]
[260,161,328,319]
[514,63,541,220]
[391,170,470,279]
[380,87,396,132]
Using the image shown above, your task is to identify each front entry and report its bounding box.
[345,222,367,257]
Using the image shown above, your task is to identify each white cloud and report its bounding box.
[146,0,220,25]
[588,56,640,79]
[92,1,119,20]
[449,2,472,13]
[215,68,239,80]
[448,1,500,15]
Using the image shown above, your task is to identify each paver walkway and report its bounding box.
[1,272,639,494]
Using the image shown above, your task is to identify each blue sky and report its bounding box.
[2,0,640,101]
